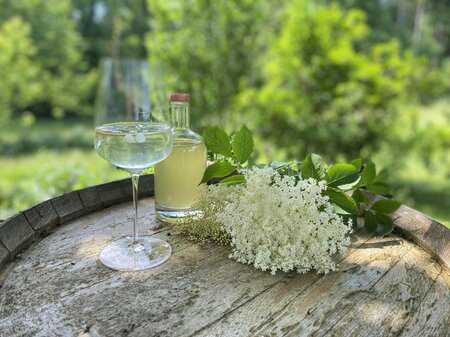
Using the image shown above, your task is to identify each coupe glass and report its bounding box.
[94,58,173,271]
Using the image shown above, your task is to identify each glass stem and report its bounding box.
[131,173,140,244]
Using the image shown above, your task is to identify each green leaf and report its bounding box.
[360,162,376,185]
[350,158,362,171]
[324,188,359,214]
[325,163,360,188]
[200,161,236,184]
[366,167,391,194]
[352,189,369,203]
[371,199,401,214]
[232,125,254,164]
[364,211,378,232]
[219,174,245,186]
[332,204,352,215]
[338,177,362,191]
[301,154,327,180]
[376,213,395,236]
[367,181,390,195]
[374,168,389,183]
[202,126,233,157]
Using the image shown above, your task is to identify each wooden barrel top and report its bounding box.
[0,176,450,337]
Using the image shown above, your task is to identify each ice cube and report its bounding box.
[124,134,135,143]
[135,133,146,143]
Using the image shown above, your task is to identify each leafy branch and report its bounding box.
[201,125,401,235]
[201,125,253,184]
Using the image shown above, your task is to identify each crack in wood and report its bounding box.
[192,231,375,337]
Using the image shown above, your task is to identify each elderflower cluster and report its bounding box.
[178,167,352,274]
[216,167,352,274]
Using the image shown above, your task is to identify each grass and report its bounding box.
[0,149,128,220]
[0,118,93,156]
[393,154,450,227]
[399,181,450,227]
[383,99,450,227]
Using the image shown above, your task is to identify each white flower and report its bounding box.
[180,166,352,274]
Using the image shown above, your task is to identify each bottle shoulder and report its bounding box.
[172,129,203,143]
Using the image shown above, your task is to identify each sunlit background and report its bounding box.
[0,0,449,226]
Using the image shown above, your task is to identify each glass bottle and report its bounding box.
[154,93,207,222]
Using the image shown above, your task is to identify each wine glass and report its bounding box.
[94,58,173,271]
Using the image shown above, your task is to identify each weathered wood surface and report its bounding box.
[0,175,154,270]
[0,197,449,337]
[370,193,450,272]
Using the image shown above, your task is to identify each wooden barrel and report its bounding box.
[0,175,449,337]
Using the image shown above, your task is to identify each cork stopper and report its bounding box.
[170,93,190,103]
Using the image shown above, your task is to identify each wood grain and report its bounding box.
[303,244,441,337]
[96,179,132,206]
[394,205,450,271]
[0,182,449,336]
[0,213,34,257]
[192,232,374,337]
[247,236,412,337]
[368,192,450,272]
[78,186,102,212]
[397,269,450,337]
[0,242,8,268]
[23,200,59,232]
[51,191,85,223]
[0,197,448,337]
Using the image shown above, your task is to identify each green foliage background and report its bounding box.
[0,0,449,226]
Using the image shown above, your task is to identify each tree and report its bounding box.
[0,17,41,123]
[146,0,268,127]
[234,0,441,161]
[72,0,149,68]
[338,0,450,64]
[0,0,96,118]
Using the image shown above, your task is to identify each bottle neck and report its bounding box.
[170,102,190,129]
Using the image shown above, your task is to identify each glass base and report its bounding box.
[156,207,202,224]
[99,236,171,271]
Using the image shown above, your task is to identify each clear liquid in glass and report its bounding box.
[95,122,173,172]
